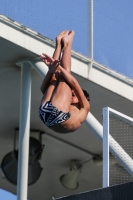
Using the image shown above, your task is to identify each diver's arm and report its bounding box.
[58,65,90,111]
[40,70,53,94]
[40,54,60,94]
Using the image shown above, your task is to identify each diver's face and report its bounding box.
[71,90,79,104]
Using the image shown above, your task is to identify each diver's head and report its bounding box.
[82,89,90,102]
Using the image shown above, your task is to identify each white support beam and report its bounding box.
[85,112,103,141]
[29,58,48,78]
[17,62,31,200]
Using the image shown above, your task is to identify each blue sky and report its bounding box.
[1,0,133,79]
[0,188,17,200]
[94,0,133,78]
[0,188,29,200]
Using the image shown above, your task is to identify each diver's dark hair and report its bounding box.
[82,89,90,102]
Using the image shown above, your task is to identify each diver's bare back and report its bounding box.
[49,105,84,133]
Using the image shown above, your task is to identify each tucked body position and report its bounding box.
[39,30,90,133]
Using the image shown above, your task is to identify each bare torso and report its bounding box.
[49,105,82,133]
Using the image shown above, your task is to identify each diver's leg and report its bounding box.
[51,31,75,112]
[60,30,75,72]
[53,30,69,60]
[40,31,69,104]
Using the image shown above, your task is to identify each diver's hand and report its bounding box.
[40,54,60,73]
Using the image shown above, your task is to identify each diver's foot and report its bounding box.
[56,30,69,46]
[61,30,75,47]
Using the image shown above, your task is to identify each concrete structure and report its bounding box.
[0,14,133,200]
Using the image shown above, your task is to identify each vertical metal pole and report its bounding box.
[88,0,93,59]
[102,107,109,187]
[17,62,31,200]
